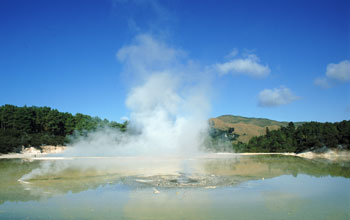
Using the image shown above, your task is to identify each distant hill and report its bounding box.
[209,115,304,143]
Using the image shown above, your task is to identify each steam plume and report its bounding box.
[65,34,211,156]
[19,34,211,181]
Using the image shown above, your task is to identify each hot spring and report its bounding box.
[1,154,350,220]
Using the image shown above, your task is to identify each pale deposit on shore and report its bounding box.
[0,146,66,159]
[0,146,349,161]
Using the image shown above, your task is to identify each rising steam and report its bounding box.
[64,34,211,156]
[19,34,211,181]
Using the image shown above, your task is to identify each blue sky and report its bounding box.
[1,0,349,122]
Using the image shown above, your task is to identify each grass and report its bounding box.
[210,115,304,143]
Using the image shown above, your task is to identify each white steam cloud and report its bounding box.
[20,34,211,181]
[117,34,185,78]
[60,34,210,157]
[20,35,210,181]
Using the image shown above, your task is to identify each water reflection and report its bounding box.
[0,155,349,204]
[123,189,214,220]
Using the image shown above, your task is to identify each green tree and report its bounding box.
[0,105,127,153]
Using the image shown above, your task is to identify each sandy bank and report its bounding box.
[0,145,67,159]
[295,150,350,161]
[1,148,349,161]
[216,151,350,161]
[0,152,47,159]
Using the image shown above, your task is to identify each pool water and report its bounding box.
[0,154,349,220]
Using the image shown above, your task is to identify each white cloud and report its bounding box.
[326,60,350,82]
[313,77,331,88]
[215,53,270,77]
[258,86,299,107]
[120,116,129,121]
[226,48,239,58]
[314,60,350,88]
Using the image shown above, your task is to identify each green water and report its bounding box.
[0,155,349,219]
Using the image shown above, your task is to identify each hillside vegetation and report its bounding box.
[215,115,290,127]
[1,107,349,154]
[0,105,126,154]
[209,115,304,143]
[209,115,350,153]
[244,121,350,153]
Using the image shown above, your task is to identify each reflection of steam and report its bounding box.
[7,155,350,203]
[123,189,212,220]
[262,191,303,213]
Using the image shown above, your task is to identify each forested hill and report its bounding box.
[232,121,350,153]
[209,115,350,153]
[241,121,350,153]
[0,105,127,154]
[209,115,304,143]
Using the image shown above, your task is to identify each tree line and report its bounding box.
[2,104,349,154]
[233,121,350,153]
[0,105,127,154]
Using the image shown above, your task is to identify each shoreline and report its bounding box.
[0,145,67,159]
[0,152,50,159]
[1,150,349,161]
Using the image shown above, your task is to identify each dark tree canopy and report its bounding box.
[0,105,127,154]
[238,121,350,153]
